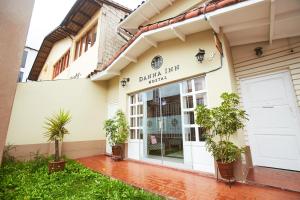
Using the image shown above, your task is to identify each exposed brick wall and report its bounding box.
[97,4,129,70]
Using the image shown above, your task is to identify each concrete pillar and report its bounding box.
[0,0,35,164]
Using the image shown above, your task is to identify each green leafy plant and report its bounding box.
[44,110,71,162]
[2,144,16,164]
[195,92,248,163]
[104,110,129,146]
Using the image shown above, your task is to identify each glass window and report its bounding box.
[86,31,92,51]
[130,129,135,139]
[137,117,143,127]
[130,95,136,104]
[182,79,193,93]
[196,94,205,106]
[18,71,24,82]
[194,77,204,91]
[129,93,143,140]
[137,129,143,139]
[81,35,87,53]
[183,96,194,109]
[181,76,207,143]
[184,111,195,125]
[91,25,97,46]
[130,118,136,127]
[75,41,81,60]
[137,105,143,114]
[130,106,136,115]
[138,93,143,102]
[21,50,28,68]
[185,127,196,141]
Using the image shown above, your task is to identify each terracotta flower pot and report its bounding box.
[217,161,234,181]
[112,144,125,161]
[48,160,65,173]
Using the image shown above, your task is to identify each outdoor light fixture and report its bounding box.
[254,47,263,57]
[121,78,130,87]
[195,49,206,63]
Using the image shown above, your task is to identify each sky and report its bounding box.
[26,0,144,50]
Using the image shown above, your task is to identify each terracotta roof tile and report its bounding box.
[89,0,246,78]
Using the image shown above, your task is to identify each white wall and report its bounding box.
[6,79,107,145]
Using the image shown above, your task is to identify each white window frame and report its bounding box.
[180,76,207,143]
[128,94,143,141]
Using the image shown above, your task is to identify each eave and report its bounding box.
[118,0,177,35]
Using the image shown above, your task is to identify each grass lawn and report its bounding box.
[0,157,163,200]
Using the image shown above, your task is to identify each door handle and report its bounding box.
[262,106,274,108]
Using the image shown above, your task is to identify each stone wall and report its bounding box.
[97,4,129,70]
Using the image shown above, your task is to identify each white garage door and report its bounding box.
[241,71,300,171]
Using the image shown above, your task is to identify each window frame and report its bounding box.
[52,49,70,79]
[73,23,97,61]
[128,94,144,141]
[180,76,207,143]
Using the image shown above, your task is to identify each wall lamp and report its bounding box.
[121,78,130,87]
[195,49,206,63]
[254,47,263,57]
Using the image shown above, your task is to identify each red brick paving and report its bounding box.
[77,155,300,200]
[247,166,300,193]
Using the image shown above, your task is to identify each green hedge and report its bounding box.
[0,157,163,200]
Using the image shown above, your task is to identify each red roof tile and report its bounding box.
[89,0,245,78]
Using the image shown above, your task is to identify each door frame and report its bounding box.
[240,70,300,169]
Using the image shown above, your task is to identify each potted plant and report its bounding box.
[104,110,129,161]
[195,92,248,182]
[44,110,71,173]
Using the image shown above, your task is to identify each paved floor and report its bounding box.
[77,155,300,200]
[247,166,300,193]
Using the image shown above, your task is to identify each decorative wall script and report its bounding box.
[70,73,81,79]
[139,65,180,85]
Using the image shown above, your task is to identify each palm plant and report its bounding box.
[44,110,71,161]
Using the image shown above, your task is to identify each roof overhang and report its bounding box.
[118,0,176,35]
[91,14,210,81]
[91,0,300,81]
[207,0,300,46]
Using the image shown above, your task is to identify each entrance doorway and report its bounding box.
[144,83,183,163]
[241,71,300,171]
[128,76,215,172]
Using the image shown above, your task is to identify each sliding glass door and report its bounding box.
[143,83,183,163]
[128,76,214,172]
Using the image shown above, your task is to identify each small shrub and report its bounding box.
[2,144,16,165]
[44,110,71,161]
[195,92,248,163]
[104,110,129,146]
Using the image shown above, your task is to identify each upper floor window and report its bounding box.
[74,23,97,60]
[20,50,28,68]
[52,50,70,79]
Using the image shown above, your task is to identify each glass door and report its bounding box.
[160,83,183,163]
[144,88,163,162]
[143,83,183,164]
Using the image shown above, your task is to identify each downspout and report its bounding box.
[203,0,224,75]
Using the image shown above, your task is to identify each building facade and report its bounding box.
[28,0,131,81]
[89,0,300,179]
[8,0,300,181]
[18,46,38,82]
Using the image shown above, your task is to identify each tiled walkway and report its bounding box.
[77,155,300,200]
